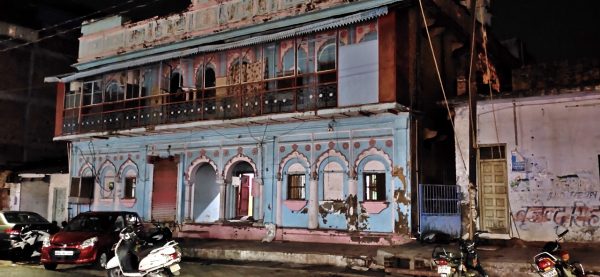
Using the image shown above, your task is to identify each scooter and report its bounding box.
[531,229,585,277]
[105,226,182,277]
[10,228,51,262]
[431,231,489,277]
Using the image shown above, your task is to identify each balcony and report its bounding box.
[60,72,337,137]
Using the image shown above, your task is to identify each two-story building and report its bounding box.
[46,0,503,244]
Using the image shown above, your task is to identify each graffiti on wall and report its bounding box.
[515,202,600,228]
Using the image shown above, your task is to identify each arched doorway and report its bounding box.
[226,161,255,219]
[192,164,219,223]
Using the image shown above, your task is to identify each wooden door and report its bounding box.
[479,160,508,233]
[152,158,178,222]
[236,176,250,217]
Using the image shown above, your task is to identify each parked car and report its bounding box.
[41,211,141,270]
[0,211,60,251]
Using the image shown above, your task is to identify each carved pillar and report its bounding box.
[308,176,318,229]
[276,179,282,226]
[184,181,193,222]
[217,176,226,221]
[348,177,358,198]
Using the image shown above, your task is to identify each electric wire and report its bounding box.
[0,0,167,53]
[0,0,143,45]
[417,0,468,173]
[467,0,478,150]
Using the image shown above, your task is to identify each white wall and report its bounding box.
[19,180,50,217]
[48,174,70,223]
[455,92,600,241]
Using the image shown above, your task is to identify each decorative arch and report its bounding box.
[117,158,139,181]
[98,160,117,176]
[185,155,218,185]
[278,150,310,181]
[353,147,393,177]
[222,153,258,180]
[78,162,94,177]
[314,149,349,178]
[315,149,350,201]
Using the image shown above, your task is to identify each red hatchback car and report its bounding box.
[41,211,141,270]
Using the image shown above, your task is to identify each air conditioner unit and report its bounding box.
[69,176,95,204]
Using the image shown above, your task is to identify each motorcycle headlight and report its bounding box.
[42,237,50,248]
[81,237,98,248]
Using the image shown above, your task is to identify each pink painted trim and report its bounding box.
[120,198,136,208]
[178,223,411,245]
[360,201,389,214]
[284,200,308,211]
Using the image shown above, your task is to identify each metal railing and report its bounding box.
[419,184,461,216]
[60,72,337,136]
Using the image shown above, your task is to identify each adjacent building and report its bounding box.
[454,60,600,242]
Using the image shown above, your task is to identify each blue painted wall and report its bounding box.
[69,113,411,234]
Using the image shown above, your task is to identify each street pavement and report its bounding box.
[0,259,380,277]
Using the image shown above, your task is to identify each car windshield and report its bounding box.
[64,214,115,232]
[3,212,49,224]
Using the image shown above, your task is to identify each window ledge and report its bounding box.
[284,200,307,211]
[360,201,389,214]
[121,198,136,207]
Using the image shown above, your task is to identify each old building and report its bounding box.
[46,0,500,244]
[454,60,600,242]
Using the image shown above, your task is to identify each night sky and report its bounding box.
[1,0,599,63]
[490,0,600,62]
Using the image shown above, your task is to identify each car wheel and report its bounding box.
[107,267,124,277]
[95,251,109,269]
[43,263,58,270]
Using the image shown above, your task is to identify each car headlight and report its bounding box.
[42,237,50,248]
[81,237,98,248]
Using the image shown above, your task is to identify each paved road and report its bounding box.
[0,260,377,277]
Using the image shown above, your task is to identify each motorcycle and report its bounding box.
[531,229,585,277]
[105,226,182,277]
[143,221,173,246]
[10,227,51,262]
[431,231,489,277]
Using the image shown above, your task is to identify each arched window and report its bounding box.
[362,160,386,201]
[205,66,216,88]
[286,163,306,200]
[323,162,344,200]
[104,81,124,103]
[297,48,308,74]
[170,72,183,93]
[204,66,216,98]
[317,41,336,71]
[359,31,378,43]
[122,169,137,199]
[282,49,295,76]
[195,65,204,89]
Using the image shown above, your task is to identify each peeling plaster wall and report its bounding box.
[455,92,600,241]
[78,0,365,62]
[70,113,411,235]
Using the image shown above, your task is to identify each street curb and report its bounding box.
[182,247,373,269]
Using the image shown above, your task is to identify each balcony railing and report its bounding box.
[60,72,338,136]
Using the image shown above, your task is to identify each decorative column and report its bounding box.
[308,173,318,229]
[217,176,226,222]
[276,179,282,226]
[184,181,193,223]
